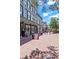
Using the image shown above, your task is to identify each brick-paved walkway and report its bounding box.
[20,33,59,59]
[20,35,32,45]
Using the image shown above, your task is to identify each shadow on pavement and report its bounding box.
[22,46,59,59]
[20,35,32,46]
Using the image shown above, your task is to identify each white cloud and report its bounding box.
[39,1,42,3]
[43,13,49,17]
[48,0,55,5]
[49,14,59,19]
[38,1,43,5]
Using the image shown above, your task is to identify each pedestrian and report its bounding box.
[21,30,25,37]
[32,32,34,39]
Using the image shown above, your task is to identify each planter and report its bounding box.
[34,34,39,39]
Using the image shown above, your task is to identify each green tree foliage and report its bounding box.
[49,17,59,32]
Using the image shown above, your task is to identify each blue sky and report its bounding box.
[37,0,59,24]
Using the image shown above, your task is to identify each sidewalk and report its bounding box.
[20,35,32,45]
[20,33,59,58]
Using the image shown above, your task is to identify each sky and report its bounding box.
[37,0,59,24]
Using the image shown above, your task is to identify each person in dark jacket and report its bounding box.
[21,29,25,37]
[31,32,34,39]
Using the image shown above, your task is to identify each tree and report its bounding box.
[49,17,59,33]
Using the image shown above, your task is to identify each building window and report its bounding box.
[24,0,26,5]
[32,7,35,14]
[31,14,35,21]
[24,0,28,8]
[34,8,36,14]
[28,12,31,20]
[24,8,28,19]
[20,0,23,16]
[31,26,35,33]
[20,0,23,5]
[25,25,30,35]
[20,5,23,16]
[27,1,31,10]
[31,6,33,12]
[35,9,37,14]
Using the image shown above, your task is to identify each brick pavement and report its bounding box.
[20,33,59,59]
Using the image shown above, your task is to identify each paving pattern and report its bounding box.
[20,33,59,59]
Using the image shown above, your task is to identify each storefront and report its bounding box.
[20,21,26,36]
[31,25,38,33]
[20,17,38,37]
